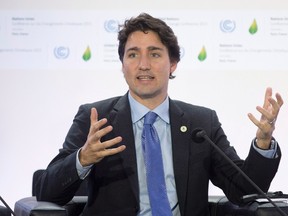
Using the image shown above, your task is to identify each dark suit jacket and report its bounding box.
[36,93,281,216]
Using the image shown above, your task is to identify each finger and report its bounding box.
[275,92,284,107]
[90,107,98,125]
[91,125,113,143]
[248,112,274,130]
[94,137,125,158]
[268,98,280,116]
[89,108,99,135]
[256,91,283,123]
[102,145,126,157]
[256,105,274,121]
[101,136,123,150]
[248,113,260,127]
[262,87,272,109]
[263,93,284,120]
[89,108,108,135]
[95,145,126,161]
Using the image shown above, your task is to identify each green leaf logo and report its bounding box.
[82,46,91,61]
[249,19,258,35]
[198,46,207,61]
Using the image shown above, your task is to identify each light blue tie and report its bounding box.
[142,112,172,216]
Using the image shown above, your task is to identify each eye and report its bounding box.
[127,52,137,58]
[151,52,160,58]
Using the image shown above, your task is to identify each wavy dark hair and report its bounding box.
[118,13,180,79]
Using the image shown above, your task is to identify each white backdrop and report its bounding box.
[1,0,288,209]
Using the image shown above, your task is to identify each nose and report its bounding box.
[139,55,151,71]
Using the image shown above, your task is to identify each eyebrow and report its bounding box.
[126,46,164,52]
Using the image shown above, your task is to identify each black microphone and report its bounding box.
[0,196,16,216]
[191,128,288,216]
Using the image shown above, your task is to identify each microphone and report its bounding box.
[0,196,16,216]
[191,128,288,216]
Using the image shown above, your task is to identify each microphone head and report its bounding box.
[191,128,206,143]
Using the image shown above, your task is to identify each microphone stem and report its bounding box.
[0,196,16,216]
[203,134,288,216]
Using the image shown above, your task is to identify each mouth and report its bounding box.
[137,75,154,80]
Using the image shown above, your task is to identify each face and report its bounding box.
[122,30,177,108]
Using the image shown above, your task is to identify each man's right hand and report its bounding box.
[79,107,126,167]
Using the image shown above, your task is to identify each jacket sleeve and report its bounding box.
[35,104,91,205]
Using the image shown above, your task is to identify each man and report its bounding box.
[35,13,284,216]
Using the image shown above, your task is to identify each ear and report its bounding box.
[121,64,125,74]
[170,61,178,74]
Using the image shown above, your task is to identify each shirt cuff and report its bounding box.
[76,148,92,179]
[252,138,278,158]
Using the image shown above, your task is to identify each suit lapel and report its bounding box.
[108,94,140,204]
[107,95,192,211]
[169,100,191,213]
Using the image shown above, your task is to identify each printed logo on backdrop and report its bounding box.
[104,19,119,33]
[54,46,70,59]
[249,19,258,35]
[82,46,92,62]
[220,19,236,33]
[198,46,207,62]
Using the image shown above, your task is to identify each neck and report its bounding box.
[129,92,167,110]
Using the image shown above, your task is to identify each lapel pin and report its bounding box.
[180,126,187,133]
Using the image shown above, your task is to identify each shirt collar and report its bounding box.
[128,92,170,124]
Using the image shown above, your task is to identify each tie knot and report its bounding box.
[144,111,158,125]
